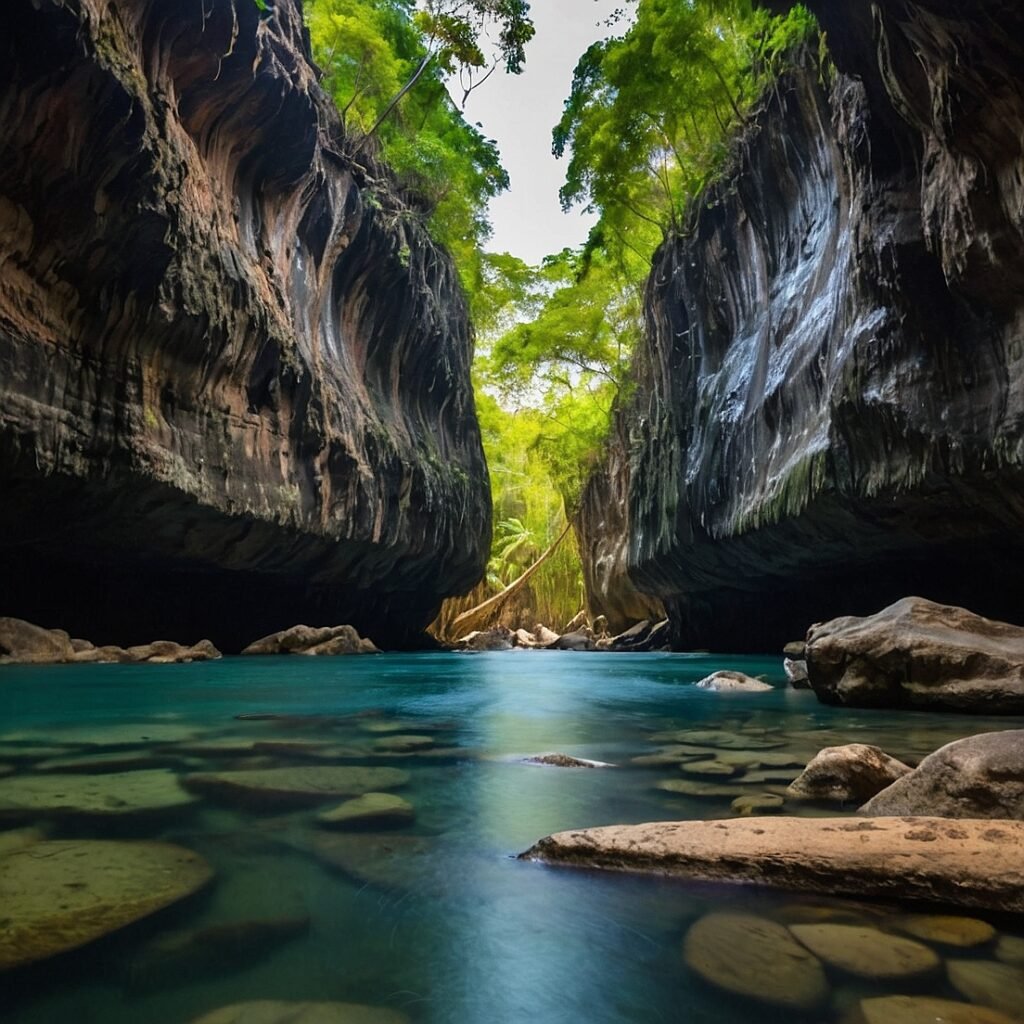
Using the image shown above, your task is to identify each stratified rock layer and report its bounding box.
[0,0,489,651]
[521,816,1024,912]
[579,1,1024,650]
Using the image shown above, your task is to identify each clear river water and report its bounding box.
[1,651,1023,1024]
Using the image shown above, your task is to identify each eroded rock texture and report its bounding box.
[580,1,1024,650]
[0,0,489,649]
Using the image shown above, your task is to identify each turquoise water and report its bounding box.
[1,651,1022,1024]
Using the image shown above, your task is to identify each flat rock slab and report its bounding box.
[895,914,997,947]
[2,724,200,747]
[789,923,939,979]
[316,793,415,829]
[683,912,828,1009]
[947,959,1024,1017]
[189,1001,409,1024]
[0,839,213,969]
[521,816,1024,913]
[311,833,435,890]
[0,770,199,821]
[184,766,410,808]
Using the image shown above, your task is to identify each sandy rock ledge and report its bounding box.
[520,816,1024,913]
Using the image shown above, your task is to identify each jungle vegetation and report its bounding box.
[305,0,817,632]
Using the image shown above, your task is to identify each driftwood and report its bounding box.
[449,521,573,638]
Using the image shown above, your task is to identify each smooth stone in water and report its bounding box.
[995,934,1024,965]
[861,996,1021,1024]
[316,793,415,829]
[0,839,213,969]
[183,766,409,808]
[521,753,614,768]
[683,912,828,1010]
[680,760,741,778]
[787,743,912,804]
[0,769,198,821]
[649,729,785,750]
[188,1000,409,1023]
[947,959,1024,1016]
[655,779,750,798]
[693,670,773,692]
[895,914,997,947]
[372,735,434,753]
[33,751,186,773]
[1,723,200,747]
[311,833,435,890]
[790,923,940,979]
[731,793,784,815]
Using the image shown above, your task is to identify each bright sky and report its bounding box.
[459,0,629,265]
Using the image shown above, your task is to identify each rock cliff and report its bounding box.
[0,0,490,649]
[580,0,1024,650]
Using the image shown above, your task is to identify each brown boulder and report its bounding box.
[521,816,1024,913]
[787,744,912,804]
[860,730,1024,818]
[0,617,74,664]
[805,597,1024,712]
[242,624,378,656]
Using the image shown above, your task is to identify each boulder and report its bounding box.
[787,744,912,804]
[183,766,409,808]
[0,839,213,969]
[783,640,806,659]
[0,617,75,664]
[805,597,1024,712]
[547,627,597,651]
[693,670,772,692]
[521,816,1024,913]
[682,912,828,1010]
[533,624,561,645]
[784,658,810,688]
[860,731,1024,818]
[316,793,415,829]
[242,624,378,656]
[188,1001,410,1024]
[789,923,940,979]
[453,627,514,652]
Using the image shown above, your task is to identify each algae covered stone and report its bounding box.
[317,793,415,829]
[189,1000,410,1023]
[0,769,198,821]
[947,959,1024,1017]
[183,766,409,808]
[683,912,828,1010]
[0,839,213,969]
[895,914,996,948]
[790,923,940,979]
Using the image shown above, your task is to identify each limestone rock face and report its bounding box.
[805,598,1024,712]
[577,2,1024,651]
[787,743,912,804]
[861,731,1024,818]
[0,0,489,652]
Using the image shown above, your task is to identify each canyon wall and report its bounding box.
[0,0,490,650]
[579,0,1024,650]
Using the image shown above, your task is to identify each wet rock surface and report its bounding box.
[860,730,1024,818]
[693,670,772,692]
[577,3,1024,651]
[242,625,379,657]
[787,743,912,804]
[0,0,489,652]
[187,1001,410,1024]
[806,598,1024,712]
[521,816,1024,912]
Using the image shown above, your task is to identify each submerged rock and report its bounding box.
[789,923,939,979]
[0,839,213,969]
[946,960,1024,1018]
[521,816,1024,913]
[0,769,198,821]
[316,793,415,829]
[311,833,435,890]
[860,996,1019,1024]
[242,625,378,657]
[188,1001,410,1024]
[183,766,409,808]
[894,915,997,949]
[787,744,912,804]
[860,731,1024,818]
[731,793,784,815]
[996,935,1024,966]
[806,598,1024,712]
[683,912,828,1010]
